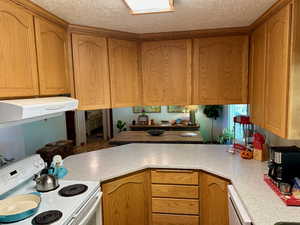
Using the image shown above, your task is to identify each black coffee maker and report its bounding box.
[268,146,300,189]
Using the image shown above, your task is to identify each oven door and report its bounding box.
[68,190,102,225]
[228,185,252,225]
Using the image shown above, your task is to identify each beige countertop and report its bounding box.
[63,144,300,225]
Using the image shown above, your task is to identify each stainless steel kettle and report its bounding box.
[34,168,59,192]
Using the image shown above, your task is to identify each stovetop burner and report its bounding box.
[58,184,88,197]
[32,210,62,225]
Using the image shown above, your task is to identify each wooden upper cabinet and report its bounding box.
[72,34,111,110]
[102,171,150,225]
[141,40,192,106]
[108,39,141,108]
[35,17,69,95]
[264,5,291,137]
[0,1,39,98]
[193,36,249,105]
[201,173,229,225]
[250,23,267,128]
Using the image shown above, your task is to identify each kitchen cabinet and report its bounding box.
[151,169,200,225]
[141,39,192,106]
[152,214,199,225]
[201,172,229,225]
[264,4,291,137]
[102,171,150,225]
[0,0,39,98]
[108,39,141,108]
[102,169,231,225]
[35,17,69,95]
[152,198,199,214]
[193,36,249,105]
[250,23,267,128]
[152,184,199,199]
[250,1,300,139]
[151,169,198,185]
[72,34,111,110]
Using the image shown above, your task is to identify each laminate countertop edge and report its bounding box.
[63,143,299,225]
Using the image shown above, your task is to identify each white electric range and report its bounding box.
[0,155,102,225]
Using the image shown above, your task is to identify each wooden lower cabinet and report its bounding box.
[201,172,230,225]
[151,169,199,185]
[151,169,200,225]
[152,214,199,225]
[152,198,199,215]
[102,170,230,225]
[101,171,150,225]
[152,184,199,199]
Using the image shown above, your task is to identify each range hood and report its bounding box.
[0,97,78,123]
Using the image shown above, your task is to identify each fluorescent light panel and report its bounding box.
[124,0,174,14]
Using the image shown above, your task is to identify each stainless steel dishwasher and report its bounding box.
[228,185,252,225]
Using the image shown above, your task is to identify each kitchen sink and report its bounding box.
[275,223,300,225]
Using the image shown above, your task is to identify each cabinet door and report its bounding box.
[0,1,39,98]
[142,40,192,106]
[201,173,229,225]
[35,17,69,95]
[250,23,267,128]
[108,39,141,108]
[265,5,291,138]
[102,171,150,225]
[193,36,248,105]
[72,34,111,110]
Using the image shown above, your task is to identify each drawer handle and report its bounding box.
[154,169,195,173]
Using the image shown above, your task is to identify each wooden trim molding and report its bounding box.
[5,0,290,41]
[8,0,68,27]
[6,0,290,41]
[69,24,251,41]
[249,0,292,31]
[68,24,139,41]
[138,26,251,41]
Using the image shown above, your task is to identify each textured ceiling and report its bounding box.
[31,0,278,33]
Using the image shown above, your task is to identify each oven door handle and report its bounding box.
[77,195,101,225]
[68,191,102,225]
[228,185,252,225]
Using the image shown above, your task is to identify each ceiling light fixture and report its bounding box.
[123,0,175,15]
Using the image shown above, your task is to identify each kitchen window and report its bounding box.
[228,104,248,141]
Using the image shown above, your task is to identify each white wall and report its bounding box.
[0,115,67,161]
[0,126,26,161]
[112,106,226,141]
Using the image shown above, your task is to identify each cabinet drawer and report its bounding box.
[151,169,199,185]
[152,198,199,215]
[152,214,199,225]
[152,184,199,199]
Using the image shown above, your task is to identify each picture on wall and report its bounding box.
[132,106,161,113]
[167,106,186,113]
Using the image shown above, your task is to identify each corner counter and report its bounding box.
[63,144,300,225]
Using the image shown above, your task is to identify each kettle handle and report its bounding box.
[48,167,55,175]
